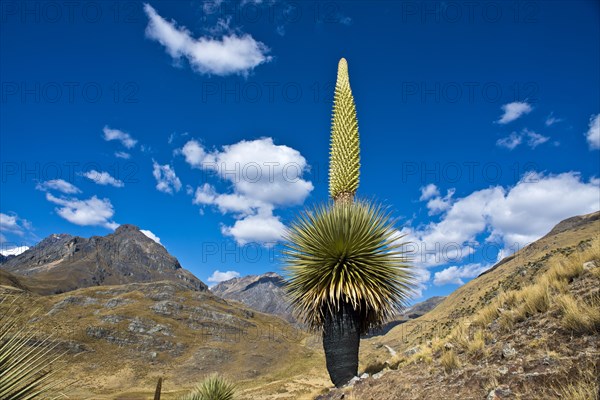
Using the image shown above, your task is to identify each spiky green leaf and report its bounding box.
[177,374,236,400]
[283,199,414,333]
[0,295,68,400]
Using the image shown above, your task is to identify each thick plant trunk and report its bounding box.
[322,301,361,387]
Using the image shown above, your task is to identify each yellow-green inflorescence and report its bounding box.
[329,58,360,202]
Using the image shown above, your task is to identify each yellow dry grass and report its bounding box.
[440,349,460,374]
[556,293,600,334]
[555,365,599,400]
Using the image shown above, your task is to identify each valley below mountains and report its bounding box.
[1,213,599,399]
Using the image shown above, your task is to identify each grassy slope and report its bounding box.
[0,281,328,400]
[317,211,600,399]
[364,211,599,357]
[4,211,598,399]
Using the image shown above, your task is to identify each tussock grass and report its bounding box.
[497,290,519,309]
[407,346,433,365]
[431,337,446,355]
[555,365,599,400]
[472,304,499,328]
[556,293,600,334]
[521,281,552,315]
[472,290,520,328]
[362,360,387,375]
[440,350,460,374]
[466,329,488,357]
[540,237,599,292]
[481,369,500,394]
[545,257,583,283]
[447,322,471,350]
[526,337,547,348]
[427,235,600,379]
[468,236,600,337]
[385,355,405,370]
[497,309,519,332]
[388,346,433,368]
[443,322,489,359]
[582,236,600,263]
[382,346,432,371]
[538,273,569,294]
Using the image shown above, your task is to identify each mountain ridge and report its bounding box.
[0,224,207,294]
[211,272,296,324]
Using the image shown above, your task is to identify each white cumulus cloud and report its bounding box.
[496,132,522,150]
[0,212,31,237]
[585,113,600,150]
[221,209,286,245]
[545,112,562,127]
[410,267,431,299]
[83,170,124,187]
[419,184,440,201]
[181,139,209,168]
[152,160,182,194]
[115,151,131,159]
[496,129,549,150]
[525,129,549,148]
[0,213,19,232]
[424,188,455,216]
[207,270,241,285]
[183,137,313,245]
[433,263,492,286]
[497,101,533,124]
[143,3,272,76]
[36,179,81,194]
[406,172,599,272]
[46,193,118,230]
[203,138,313,206]
[103,126,137,149]
[140,229,161,244]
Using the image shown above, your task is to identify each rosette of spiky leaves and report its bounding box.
[177,374,236,400]
[329,58,360,202]
[284,199,414,333]
[0,296,67,400]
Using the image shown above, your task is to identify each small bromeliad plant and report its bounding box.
[284,58,415,387]
[177,374,236,400]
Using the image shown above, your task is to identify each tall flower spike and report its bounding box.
[329,58,360,202]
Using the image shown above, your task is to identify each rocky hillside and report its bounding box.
[211,272,296,323]
[401,296,446,319]
[0,269,29,291]
[318,211,600,399]
[368,296,448,337]
[4,212,598,400]
[1,280,328,399]
[0,225,206,294]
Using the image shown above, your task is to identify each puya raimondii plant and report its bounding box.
[284,58,415,387]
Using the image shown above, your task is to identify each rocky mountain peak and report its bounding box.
[0,226,207,294]
[38,233,74,246]
[211,272,295,323]
[115,224,140,232]
[545,210,599,237]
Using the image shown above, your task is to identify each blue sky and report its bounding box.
[1,0,599,301]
